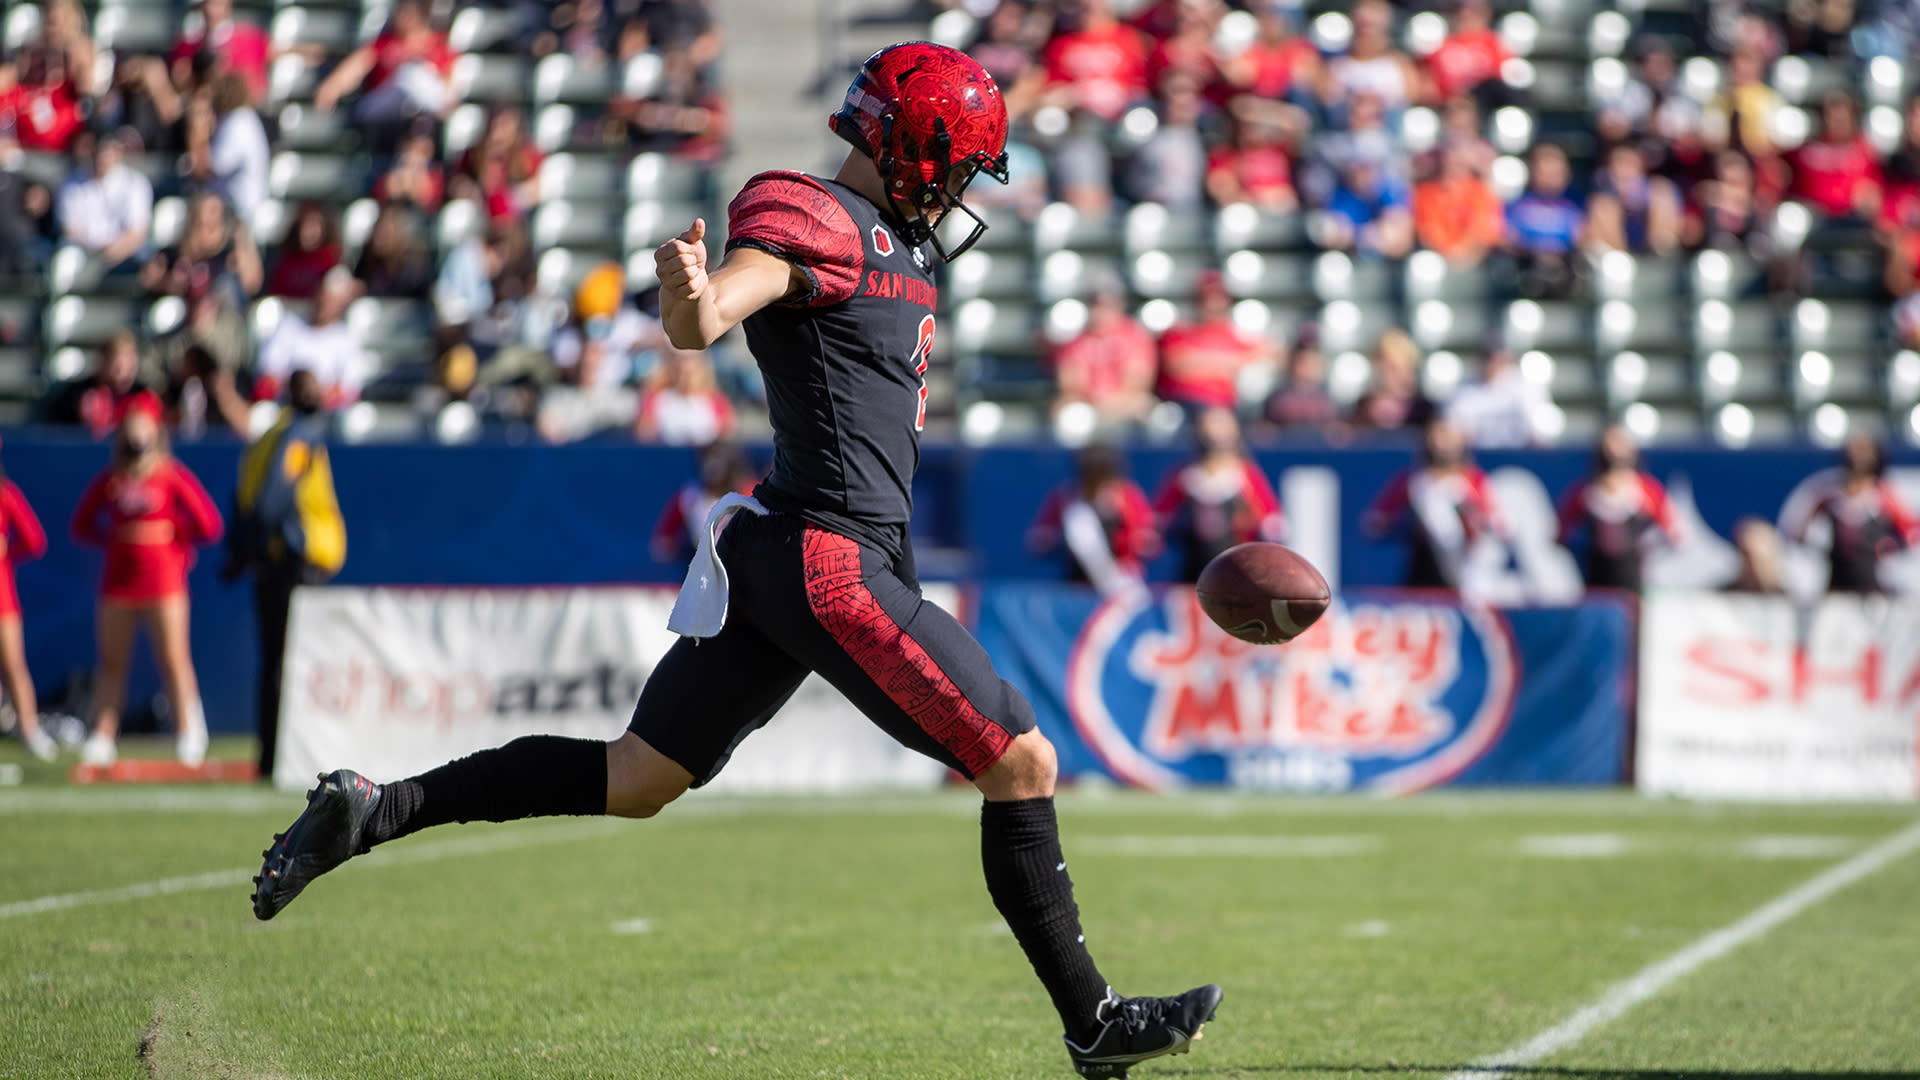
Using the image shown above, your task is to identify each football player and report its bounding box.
[253,43,1219,1078]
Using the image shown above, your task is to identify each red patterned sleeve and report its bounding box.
[726,171,863,308]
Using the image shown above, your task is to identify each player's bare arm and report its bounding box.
[654,218,807,350]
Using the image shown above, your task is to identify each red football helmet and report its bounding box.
[830,42,1010,260]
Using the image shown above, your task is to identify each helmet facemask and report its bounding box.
[876,115,1010,261]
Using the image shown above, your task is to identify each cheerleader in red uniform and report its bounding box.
[0,444,53,761]
[1028,443,1162,593]
[70,396,225,767]
[1152,408,1285,583]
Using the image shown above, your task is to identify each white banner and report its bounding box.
[1638,591,1920,801]
[277,586,953,793]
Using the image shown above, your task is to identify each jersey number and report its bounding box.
[910,314,935,432]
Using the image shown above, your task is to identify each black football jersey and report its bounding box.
[725,171,939,562]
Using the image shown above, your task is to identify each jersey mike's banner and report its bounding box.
[1638,592,1920,801]
[276,586,951,792]
[974,585,1631,791]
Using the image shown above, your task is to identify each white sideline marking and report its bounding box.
[1737,835,1854,859]
[1447,817,1920,1080]
[1077,835,1381,857]
[610,918,653,935]
[1344,920,1392,938]
[1518,834,1629,858]
[0,819,622,921]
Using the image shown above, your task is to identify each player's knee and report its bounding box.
[604,732,693,819]
[976,729,1057,801]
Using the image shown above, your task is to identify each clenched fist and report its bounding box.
[654,218,709,303]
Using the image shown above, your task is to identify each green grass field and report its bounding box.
[3,739,1919,1079]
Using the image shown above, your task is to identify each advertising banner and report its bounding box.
[276,586,951,792]
[975,585,1631,791]
[1638,592,1920,800]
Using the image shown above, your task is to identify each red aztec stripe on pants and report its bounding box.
[801,528,1012,777]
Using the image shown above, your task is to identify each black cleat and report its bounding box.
[1063,984,1223,1078]
[252,770,381,921]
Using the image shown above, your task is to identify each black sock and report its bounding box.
[981,797,1110,1043]
[361,735,608,849]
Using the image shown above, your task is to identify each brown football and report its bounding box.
[1195,542,1331,645]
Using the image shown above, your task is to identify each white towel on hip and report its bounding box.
[667,492,768,639]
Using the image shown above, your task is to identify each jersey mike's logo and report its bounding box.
[871,224,894,257]
[1064,590,1518,793]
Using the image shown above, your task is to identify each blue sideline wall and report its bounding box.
[5,430,1910,733]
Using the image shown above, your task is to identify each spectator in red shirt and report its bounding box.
[967,0,1048,120]
[0,450,53,761]
[314,0,458,146]
[1556,424,1682,590]
[375,131,445,214]
[42,331,157,438]
[170,0,271,104]
[266,202,343,299]
[453,106,544,222]
[1363,418,1504,589]
[1423,0,1511,107]
[0,33,86,153]
[1206,114,1298,212]
[1790,90,1883,222]
[1041,0,1151,123]
[1221,1,1319,106]
[1029,443,1161,592]
[1155,270,1276,412]
[71,398,225,768]
[636,346,735,447]
[1052,278,1158,423]
[1154,407,1285,582]
[652,442,757,565]
[1145,1,1223,92]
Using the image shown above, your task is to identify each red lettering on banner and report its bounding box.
[1159,679,1246,749]
[1681,638,1772,705]
[1899,657,1920,706]
[1792,644,1881,705]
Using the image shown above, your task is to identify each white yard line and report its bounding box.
[0,818,623,921]
[1448,817,1920,1080]
[1077,834,1382,857]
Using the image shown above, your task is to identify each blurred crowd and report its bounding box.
[4,0,733,447]
[938,0,1920,440]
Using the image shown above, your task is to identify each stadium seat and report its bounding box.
[0,347,38,399]
[14,152,66,190]
[45,296,139,348]
[1032,202,1121,255]
[1597,298,1688,353]
[1595,252,1686,302]
[1312,251,1397,304]
[539,154,623,205]
[1690,250,1768,300]
[94,5,181,53]
[948,251,1035,302]
[622,201,706,256]
[627,154,709,204]
[1503,299,1590,353]
[1694,299,1781,353]
[2,5,41,54]
[48,248,136,297]
[444,103,486,159]
[1770,55,1850,106]
[1125,204,1210,255]
[1526,350,1602,405]
[448,6,519,53]
[347,298,431,355]
[341,197,380,259]
[269,152,370,202]
[150,197,187,251]
[532,54,615,106]
[1221,249,1313,302]
[1128,249,1214,299]
[1404,250,1493,302]
[275,103,352,152]
[952,298,1038,353]
[1411,299,1493,352]
[534,104,577,153]
[435,199,483,253]
[529,200,623,254]
[1317,298,1399,354]
[146,296,187,338]
[1213,204,1308,254]
[1791,299,1882,358]
[450,55,530,104]
[271,6,359,53]
[268,56,318,106]
[251,199,291,247]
